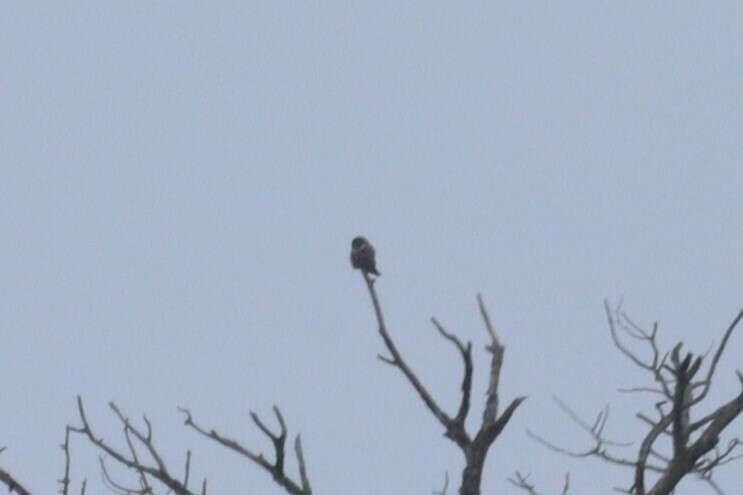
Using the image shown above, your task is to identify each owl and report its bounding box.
[350,236,380,276]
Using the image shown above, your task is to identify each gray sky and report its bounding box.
[1,3,742,494]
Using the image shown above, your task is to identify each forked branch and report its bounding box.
[358,272,525,495]
[70,397,201,495]
[526,305,743,495]
[509,471,570,495]
[180,406,311,495]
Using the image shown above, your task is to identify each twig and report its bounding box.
[432,471,449,495]
[508,471,540,495]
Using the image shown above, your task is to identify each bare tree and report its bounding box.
[1,285,739,495]
[522,303,743,495]
[0,270,523,495]
[357,272,525,495]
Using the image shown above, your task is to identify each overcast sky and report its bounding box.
[1,3,742,494]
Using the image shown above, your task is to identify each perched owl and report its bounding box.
[350,236,380,276]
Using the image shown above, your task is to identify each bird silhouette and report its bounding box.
[350,236,380,276]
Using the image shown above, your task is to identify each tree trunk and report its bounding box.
[460,447,487,495]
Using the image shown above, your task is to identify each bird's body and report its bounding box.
[350,236,380,276]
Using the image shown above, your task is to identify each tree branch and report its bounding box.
[180,406,311,495]
[358,271,524,495]
[529,305,743,495]
[362,272,457,438]
[0,467,35,495]
[71,397,200,495]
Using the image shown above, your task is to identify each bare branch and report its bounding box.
[606,301,658,372]
[432,471,449,495]
[59,427,73,495]
[536,305,743,495]
[361,272,456,438]
[294,436,312,495]
[180,407,310,495]
[432,317,473,427]
[701,475,727,495]
[100,456,144,495]
[71,397,197,495]
[357,272,523,495]
[635,411,673,494]
[0,467,35,495]
[479,294,504,426]
[561,472,570,495]
[509,471,569,495]
[183,450,193,491]
[509,471,540,495]
[692,310,743,405]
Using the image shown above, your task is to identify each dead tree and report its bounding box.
[357,271,525,495]
[519,303,743,495]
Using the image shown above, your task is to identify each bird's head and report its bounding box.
[351,236,368,249]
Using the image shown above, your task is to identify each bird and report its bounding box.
[350,236,380,276]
